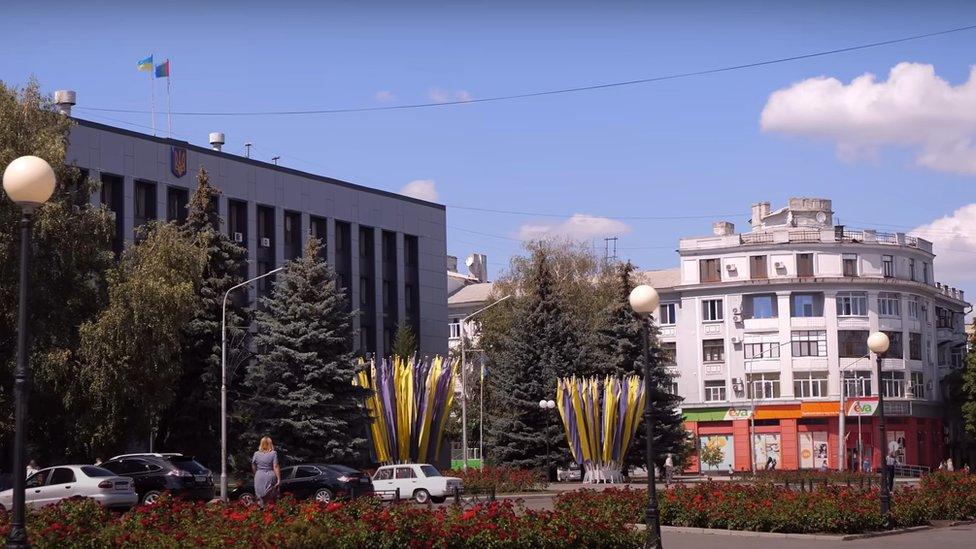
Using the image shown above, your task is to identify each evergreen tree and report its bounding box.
[591,262,689,471]
[391,322,417,361]
[486,250,584,471]
[156,168,248,465]
[243,237,371,464]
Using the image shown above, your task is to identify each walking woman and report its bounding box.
[252,436,281,507]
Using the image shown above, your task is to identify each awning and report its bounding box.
[801,401,839,417]
[755,404,802,419]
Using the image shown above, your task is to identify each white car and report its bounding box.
[371,463,462,504]
[0,465,137,511]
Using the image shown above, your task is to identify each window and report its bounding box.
[659,303,676,325]
[295,466,320,479]
[836,292,868,316]
[922,262,929,284]
[134,180,157,228]
[420,465,442,478]
[702,299,723,322]
[843,371,872,397]
[664,381,679,395]
[907,297,919,319]
[750,255,768,279]
[48,468,76,485]
[797,253,814,277]
[80,466,113,477]
[359,276,369,306]
[660,342,676,365]
[284,211,301,260]
[936,307,953,329]
[373,468,393,481]
[878,293,901,317]
[882,331,903,359]
[909,258,916,281]
[791,293,821,317]
[881,372,905,398]
[699,258,721,283]
[747,372,781,399]
[704,380,726,402]
[166,186,188,223]
[746,294,776,319]
[882,255,894,278]
[702,339,724,362]
[909,333,922,360]
[449,320,461,339]
[792,330,827,357]
[794,371,829,398]
[911,372,925,398]
[744,342,780,360]
[26,470,47,488]
[394,467,416,479]
[842,253,858,277]
[837,330,869,358]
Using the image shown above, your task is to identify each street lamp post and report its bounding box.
[538,399,556,480]
[629,284,664,549]
[220,266,284,501]
[458,295,511,471]
[867,331,892,527]
[3,156,57,549]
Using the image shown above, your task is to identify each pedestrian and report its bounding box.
[25,460,38,478]
[946,458,954,472]
[938,460,946,471]
[765,456,774,471]
[962,463,970,474]
[94,457,103,466]
[885,452,896,492]
[862,457,871,473]
[664,454,674,485]
[252,436,281,508]
[820,459,829,472]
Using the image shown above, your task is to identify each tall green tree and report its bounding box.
[486,250,584,470]
[243,237,371,464]
[78,222,206,453]
[0,78,115,462]
[156,167,248,466]
[391,322,417,361]
[960,321,976,439]
[590,262,688,470]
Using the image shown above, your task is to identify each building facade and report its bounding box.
[447,253,492,354]
[650,198,969,473]
[65,118,448,357]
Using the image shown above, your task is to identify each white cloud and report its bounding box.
[760,62,976,175]
[913,204,976,295]
[375,90,396,103]
[428,88,473,103]
[399,179,439,202]
[517,214,631,241]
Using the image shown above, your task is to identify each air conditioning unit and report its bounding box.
[233,232,244,243]
[731,307,740,315]
[732,314,743,323]
[725,264,735,272]
[774,261,785,268]
[730,336,741,345]
[260,237,271,248]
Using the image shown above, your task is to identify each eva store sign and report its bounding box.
[723,408,752,420]
[845,398,878,417]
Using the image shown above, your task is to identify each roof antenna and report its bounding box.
[244,142,252,159]
[272,156,280,165]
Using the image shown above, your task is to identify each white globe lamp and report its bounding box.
[2,156,56,209]
[629,284,660,315]
[867,331,890,354]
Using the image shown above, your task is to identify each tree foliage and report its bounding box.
[243,237,371,464]
[156,167,248,466]
[0,78,115,461]
[391,322,417,361]
[961,321,976,438]
[78,222,206,453]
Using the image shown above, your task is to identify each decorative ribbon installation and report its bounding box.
[556,376,646,483]
[354,356,458,464]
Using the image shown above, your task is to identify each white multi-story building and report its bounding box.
[649,198,969,473]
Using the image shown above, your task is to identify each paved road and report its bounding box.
[658,523,976,548]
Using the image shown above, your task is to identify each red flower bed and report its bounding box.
[554,472,976,535]
[443,467,548,494]
[0,494,639,548]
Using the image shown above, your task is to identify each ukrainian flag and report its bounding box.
[137,55,153,72]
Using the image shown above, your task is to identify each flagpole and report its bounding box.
[149,66,156,136]
[166,72,172,138]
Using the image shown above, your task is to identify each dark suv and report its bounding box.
[100,453,214,505]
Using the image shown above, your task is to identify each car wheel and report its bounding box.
[413,489,431,504]
[142,491,163,505]
[430,496,446,504]
[314,488,334,504]
[238,493,256,506]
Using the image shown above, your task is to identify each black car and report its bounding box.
[100,453,214,505]
[231,463,373,505]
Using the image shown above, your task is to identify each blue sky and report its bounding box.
[2,0,976,296]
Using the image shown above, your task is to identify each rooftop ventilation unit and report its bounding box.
[54,90,76,116]
[209,132,225,151]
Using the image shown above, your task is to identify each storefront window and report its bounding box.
[799,431,829,469]
[699,435,734,472]
[753,433,781,470]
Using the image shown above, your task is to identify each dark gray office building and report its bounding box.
[65,118,448,356]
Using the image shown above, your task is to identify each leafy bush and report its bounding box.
[444,467,549,494]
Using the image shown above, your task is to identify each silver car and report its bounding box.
[0,465,137,511]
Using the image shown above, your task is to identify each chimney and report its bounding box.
[712,221,735,236]
[209,132,225,151]
[54,90,76,116]
[751,201,770,229]
[446,255,458,273]
[465,253,488,283]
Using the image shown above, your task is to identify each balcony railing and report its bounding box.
[687,227,931,252]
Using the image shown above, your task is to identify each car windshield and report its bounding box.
[420,465,441,477]
[168,457,208,474]
[81,466,115,477]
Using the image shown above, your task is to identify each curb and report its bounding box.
[630,523,934,541]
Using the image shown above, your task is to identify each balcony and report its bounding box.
[681,226,934,253]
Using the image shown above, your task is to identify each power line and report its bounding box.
[74,23,976,118]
